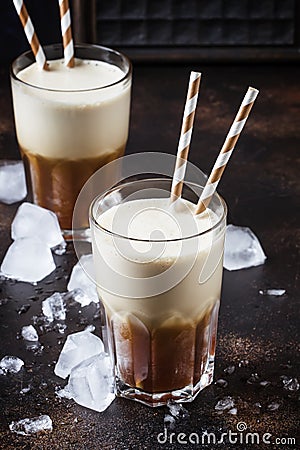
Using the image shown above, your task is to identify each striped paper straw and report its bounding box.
[58,0,74,68]
[195,86,259,215]
[13,0,47,70]
[170,71,201,203]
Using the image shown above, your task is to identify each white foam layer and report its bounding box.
[11,58,131,158]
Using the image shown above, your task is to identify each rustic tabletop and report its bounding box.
[0,62,299,450]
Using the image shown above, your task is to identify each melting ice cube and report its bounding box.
[67,353,115,412]
[21,325,39,342]
[67,255,98,306]
[42,293,66,322]
[224,224,266,271]
[0,237,55,283]
[11,202,63,248]
[54,330,104,379]
[0,161,27,204]
[0,355,24,374]
[9,415,52,435]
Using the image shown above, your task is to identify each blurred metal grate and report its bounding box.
[72,0,299,61]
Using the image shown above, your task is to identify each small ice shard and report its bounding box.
[0,161,27,204]
[42,293,66,322]
[84,324,96,333]
[215,379,228,388]
[0,356,24,374]
[282,377,299,392]
[0,298,9,306]
[11,202,64,248]
[54,323,67,334]
[259,289,286,296]
[25,342,43,355]
[67,255,98,306]
[55,385,73,399]
[260,380,271,387]
[164,414,176,429]
[17,304,31,315]
[54,330,104,379]
[9,415,52,435]
[53,241,67,256]
[223,365,235,375]
[167,401,189,419]
[228,408,237,415]
[21,325,39,342]
[0,237,55,283]
[67,353,115,412]
[65,288,93,308]
[267,402,280,411]
[20,385,31,394]
[224,224,266,271]
[215,396,235,411]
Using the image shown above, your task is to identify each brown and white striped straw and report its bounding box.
[58,0,74,68]
[13,0,47,70]
[195,86,259,215]
[170,71,201,203]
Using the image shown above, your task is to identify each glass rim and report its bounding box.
[10,43,132,93]
[89,177,227,243]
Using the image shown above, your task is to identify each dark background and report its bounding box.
[0,1,299,449]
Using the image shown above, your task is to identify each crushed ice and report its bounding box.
[9,415,52,435]
[0,356,24,374]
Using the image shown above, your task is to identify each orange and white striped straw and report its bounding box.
[170,71,201,203]
[195,86,259,215]
[13,0,47,70]
[58,0,74,68]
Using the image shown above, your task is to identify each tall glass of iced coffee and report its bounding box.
[90,178,227,407]
[11,44,131,238]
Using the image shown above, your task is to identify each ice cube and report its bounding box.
[67,255,98,305]
[224,224,266,271]
[0,161,27,204]
[259,289,286,296]
[215,396,235,411]
[11,202,64,248]
[0,237,55,283]
[228,408,237,415]
[54,330,104,379]
[9,415,52,435]
[0,355,24,374]
[21,325,39,342]
[42,293,66,322]
[67,353,115,412]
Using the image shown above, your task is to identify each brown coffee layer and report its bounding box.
[21,146,125,230]
[111,303,219,394]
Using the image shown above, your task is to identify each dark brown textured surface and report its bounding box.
[0,62,299,449]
